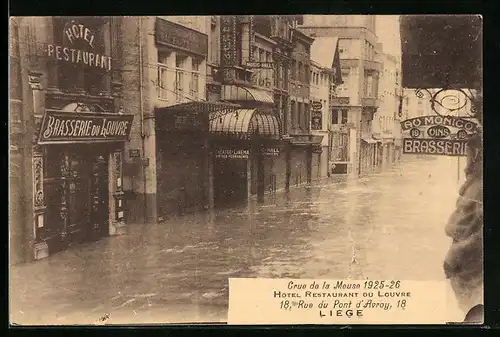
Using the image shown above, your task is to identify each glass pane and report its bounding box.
[332,109,339,124]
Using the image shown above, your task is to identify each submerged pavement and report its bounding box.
[10,156,466,325]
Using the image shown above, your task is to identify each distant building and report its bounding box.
[299,15,382,176]
[374,50,402,167]
[309,37,343,179]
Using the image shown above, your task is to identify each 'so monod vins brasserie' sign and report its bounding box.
[400,115,478,157]
[38,110,134,144]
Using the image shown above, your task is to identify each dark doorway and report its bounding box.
[214,159,247,208]
[42,145,110,253]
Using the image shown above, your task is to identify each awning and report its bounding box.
[154,101,242,133]
[361,137,377,144]
[155,101,240,114]
[209,109,281,139]
[221,85,274,104]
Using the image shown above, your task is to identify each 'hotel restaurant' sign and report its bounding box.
[46,21,112,71]
[38,110,134,144]
[400,115,478,157]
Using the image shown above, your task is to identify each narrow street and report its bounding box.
[10,156,466,325]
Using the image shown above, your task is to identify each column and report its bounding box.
[204,138,215,209]
[306,145,312,183]
[246,157,252,203]
[109,150,127,236]
[28,71,48,261]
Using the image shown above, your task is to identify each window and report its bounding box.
[332,109,339,124]
[190,58,201,98]
[209,19,219,65]
[337,70,349,96]
[157,50,171,100]
[279,63,285,89]
[297,102,303,130]
[298,62,303,83]
[291,60,296,80]
[291,100,297,129]
[341,110,348,124]
[304,103,310,130]
[175,54,187,102]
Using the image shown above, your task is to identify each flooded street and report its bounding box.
[10,156,466,325]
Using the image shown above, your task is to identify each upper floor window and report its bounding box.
[157,49,172,100]
[190,57,201,98]
[175,54,188,101]
[337,70,349,96]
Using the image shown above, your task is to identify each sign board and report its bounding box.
[311,111,322,130]
[215,149,249,159]
[400,116,478,157]
[46,21,112,71]
[245,61,274,69]
[155,18,208,57]
[403,138,468,156]
[129,149,141,158]
[38,110,134,144]
[260,148,280,156]
[311,101,323,111]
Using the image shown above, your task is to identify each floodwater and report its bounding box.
[10,155,467,325]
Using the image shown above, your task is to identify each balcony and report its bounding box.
[363,59,382,72]
[330,97,350,106]
[362,97,379,108]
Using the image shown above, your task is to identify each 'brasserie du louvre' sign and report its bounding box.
[38,110,134,144]
[46,21,112,71]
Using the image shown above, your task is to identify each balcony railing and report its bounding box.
[362,97,379,107]
[330,97,350,106]
[364,59,382,72]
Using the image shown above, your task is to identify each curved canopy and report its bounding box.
[209,109,281,139]
[221,85,274,104]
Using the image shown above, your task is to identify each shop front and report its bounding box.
[210,108,282,207]
[360,137,377,175]
[34,101,133,258]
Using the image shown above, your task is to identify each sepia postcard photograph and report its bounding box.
[8,14,483,326]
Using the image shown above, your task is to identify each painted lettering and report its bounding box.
[47,44,54,57]
[55,45,62,60]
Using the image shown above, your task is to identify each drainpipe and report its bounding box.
[138,16,148,221]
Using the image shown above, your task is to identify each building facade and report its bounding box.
[299,15,382,177]
[10,17,133,263]
[309,37,343,179]
[373,50,403,168]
